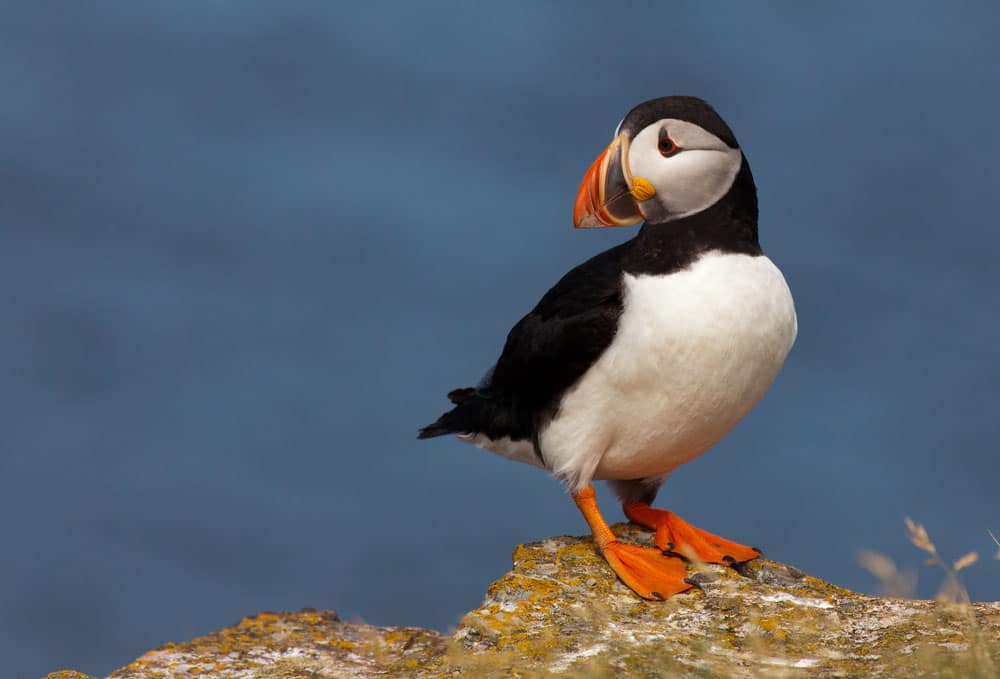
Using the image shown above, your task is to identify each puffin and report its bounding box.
[418,96,797,600]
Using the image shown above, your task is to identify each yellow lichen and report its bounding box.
[47,528,1000,679]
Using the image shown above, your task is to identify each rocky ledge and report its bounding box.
[48,524,1000,678]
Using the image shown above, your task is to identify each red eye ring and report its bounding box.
[658,128,681,157]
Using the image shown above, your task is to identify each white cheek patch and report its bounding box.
[628,119,742,220]
[640,148,742,218]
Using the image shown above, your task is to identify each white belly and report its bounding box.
[540,251,797,491]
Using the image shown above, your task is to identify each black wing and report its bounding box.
[419,240,630,443]
[486,244,629,413]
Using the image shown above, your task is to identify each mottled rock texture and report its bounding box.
[48,524,1000,678]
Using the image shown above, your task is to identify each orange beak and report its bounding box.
[573,134,644,229]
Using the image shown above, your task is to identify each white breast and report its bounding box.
[540,251,797,491]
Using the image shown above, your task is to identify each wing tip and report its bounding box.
[417,422,452,439]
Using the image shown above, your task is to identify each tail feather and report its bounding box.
[418,386,476,439]
[416,420,456,439]
[418,405,475,439]
[447,387,476,404]
[418,385,527,442]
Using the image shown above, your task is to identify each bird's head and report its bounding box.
[573,96,751,228]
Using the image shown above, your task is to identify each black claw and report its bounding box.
[732,560,754,578]
[683,577,703,591]
[650,591,665,601]
[661,543,687,560]
[752,546,763,556]
[721,554,737,566]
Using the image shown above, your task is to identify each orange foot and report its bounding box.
[602,541,694,600]
[623,502,761,565]
[573,486,695,600]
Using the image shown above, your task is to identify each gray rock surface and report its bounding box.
[47,524,1000,678]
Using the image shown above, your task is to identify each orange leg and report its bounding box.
[573,487,694,600]
[622,501,761,565]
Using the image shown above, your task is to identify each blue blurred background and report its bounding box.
[3,3,998,676]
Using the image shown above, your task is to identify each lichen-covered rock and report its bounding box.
[51,524,1000,678]
[60,609,448,679]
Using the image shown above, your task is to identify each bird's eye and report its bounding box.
[658,128,681,157]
